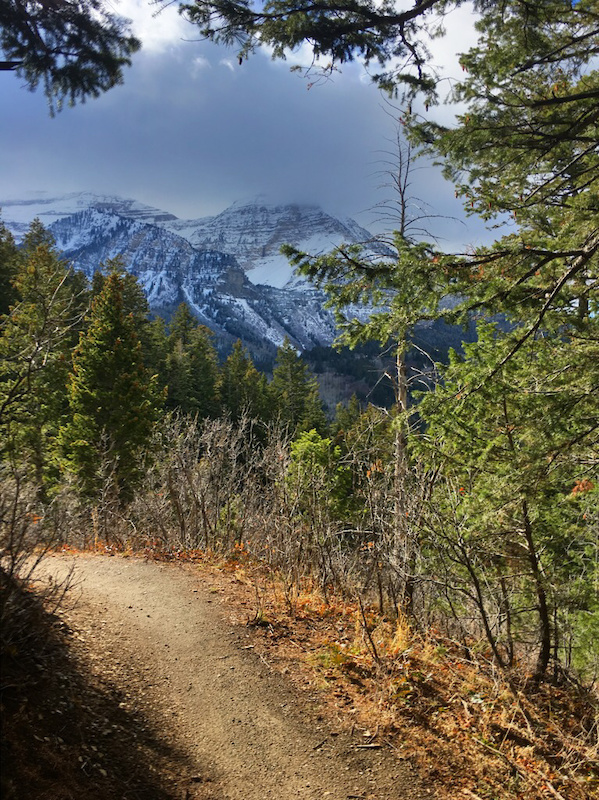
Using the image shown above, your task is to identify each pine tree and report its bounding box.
[332,394,363,444]
[164,304,220,418]
[416,324,599,679]
[59,263,161,505]
[0,219,86,494]
[270,338,327,434]
[0,0,140,113]
[180,0,599,679]
[168,302,198,348]
[0,220,20,316]
[220,339,270,423]
[91,259,151,332]
[142,316,169,393]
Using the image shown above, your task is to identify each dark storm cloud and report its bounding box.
[1,42,385,216]
[0,4,495,247]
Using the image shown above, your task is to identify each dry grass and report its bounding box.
[169,548,598,800]
[46,542,599,800]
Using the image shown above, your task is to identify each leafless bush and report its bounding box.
[129,413,285,553]
[127,408,574,676]
[127,411,439,619]
[0,465,76,632]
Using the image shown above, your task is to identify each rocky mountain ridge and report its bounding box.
[2,191,385,290]
[163,198,389,288]
[2,192,378,359]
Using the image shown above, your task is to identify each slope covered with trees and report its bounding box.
[274,0,599,681]
[1,213,595,689]
[2,0,597,683]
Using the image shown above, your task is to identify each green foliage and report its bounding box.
[91,261,150,329]
[179,0,449,96]
[0,220,86,494]
[164,305,220,418]
[220,339,271,423]
[283,235,445,352]
[407,2,597,677]
[404,0,599,348]
[167,302,198,347]
[0,220,20,316]
[332,394,363,442]
[416,323,599,676]
[59,262,162,505]
[287,428,353,521]
[141,316,169,391]
[0,0,140,113]
[270,338,327,434]
[232,0,599,678]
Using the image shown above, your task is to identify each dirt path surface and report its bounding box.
[39,554,431,800]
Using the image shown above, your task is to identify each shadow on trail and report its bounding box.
[0,568,217,800]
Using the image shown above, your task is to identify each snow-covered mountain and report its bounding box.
[49,208,237,306]
[50,208,340,354]
[2,193,382,357]
[2,192,387,289]
[164,198,388,288]
[1,191,478,389]
[1,191,177,239]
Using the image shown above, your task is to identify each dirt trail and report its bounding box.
[39,554,431,800]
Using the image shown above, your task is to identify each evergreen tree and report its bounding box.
[286,428,353,522]
[0,220,20,316]
[332,394,363,444]
[247,0,598,677]
[168,302,198,347]
[179,0,449,94]
[416,324,599,679]
[270,338,327,434]
[91,258,167,379]
[0,219,86,494]
[59,263,161,505]
[0,0,140,113]
[220,339,270,423]
[142,315,169,392]
[404,1,598,345]
[91,259,150,330]
[164,304,220,418]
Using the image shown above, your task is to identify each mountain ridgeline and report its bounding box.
[3,194,377,361]
[2,192,473,387]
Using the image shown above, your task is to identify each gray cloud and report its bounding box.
[0,22,496,247]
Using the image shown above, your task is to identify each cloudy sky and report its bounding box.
[0,1,492,247]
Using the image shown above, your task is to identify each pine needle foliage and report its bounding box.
[0,0,140,113]
[59,261,162,505]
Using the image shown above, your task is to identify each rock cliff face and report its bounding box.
[164,198,388,288]
[1,192,178,238]
[2,193,384,358]
[49,208,238,308]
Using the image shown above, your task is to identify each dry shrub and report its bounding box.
[0,466,76,627]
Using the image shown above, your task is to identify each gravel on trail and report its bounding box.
[39,553,433,800]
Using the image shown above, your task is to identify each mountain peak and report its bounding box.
[0,192,178,239]
[165,198,381,288]
[1,192,388,355]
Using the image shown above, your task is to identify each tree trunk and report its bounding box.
[521,498,552,680]
[394,343,414,616]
